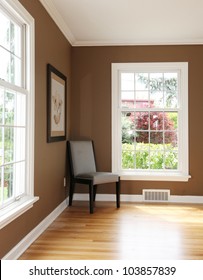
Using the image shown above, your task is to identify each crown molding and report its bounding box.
[72,39,203,47]
[39,0,75,45]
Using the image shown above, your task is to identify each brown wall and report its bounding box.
[1,1,203,259]
[0,0,71,258]
[71,45,203,196]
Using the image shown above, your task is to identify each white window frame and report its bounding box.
[0,0,38,229]
[112,62,191,182]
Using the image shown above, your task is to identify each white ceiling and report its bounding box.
[39,0,203,46]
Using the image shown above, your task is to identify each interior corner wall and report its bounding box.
[0,0,71,258]
[71,45,203,196]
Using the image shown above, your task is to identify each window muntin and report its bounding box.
[112,63,190,181]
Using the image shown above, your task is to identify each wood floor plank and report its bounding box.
[19,202,203,260]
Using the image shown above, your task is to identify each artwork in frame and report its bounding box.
[47,64,67,143]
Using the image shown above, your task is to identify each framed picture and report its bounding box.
[47,64,66,142]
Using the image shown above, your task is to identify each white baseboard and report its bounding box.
[3,193,203,259]
[170,195,203,203]
[74,193,203,204]
[73,193,142,202]
[2,199,68,260]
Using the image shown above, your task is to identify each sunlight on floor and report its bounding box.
[135,205,203,224]
[118,207,184,259]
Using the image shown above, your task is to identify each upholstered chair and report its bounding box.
[67,140,120,213]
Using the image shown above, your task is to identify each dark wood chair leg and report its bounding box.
[89,182,94,214]
[93,185,97,202]
[69,180,75,206]
[116,179,120,208]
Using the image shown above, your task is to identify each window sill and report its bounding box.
[119,171,191,182]
[0,196,39,229]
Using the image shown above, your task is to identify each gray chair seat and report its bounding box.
[67,140,120,213]
[76,172,119,185]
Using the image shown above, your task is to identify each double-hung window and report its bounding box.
[0,0,37,229]
[112,62,190,181]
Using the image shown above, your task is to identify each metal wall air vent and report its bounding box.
[143,189,170,202]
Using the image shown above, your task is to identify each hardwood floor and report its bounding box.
[19,201,203,260]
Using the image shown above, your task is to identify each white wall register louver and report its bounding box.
[143,189,170,202]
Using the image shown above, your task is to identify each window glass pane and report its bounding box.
[122,146,135,169]
[150,132,163,144]
[150,151,164,169]
[136,73,148,90]
[164,92,178,108]
[150,112,163,130]
[165,132,178,147]
[150,73,163,92]
[0,11,10,50]
[4,127,14,163]
[165,151,178,169]
[4,164,14,201]
[164,73,178,108]
[168,112,178,129]
[5,90,15,125]
[0,48,21,86]
[136,131,149,143]
[135,91,149,108]
[10,54,21,86]
[121,73,134,91]
[121,91,134,108]
[135,112,149,131]
[0,46,10,82]
[136,149,149,169]
[4,127,25,164]
[164,112,177,130]
[122,112,135,144]
[150,90,163,108]
[164,73,177,93]
[4,90,26,126]
[10,21,21,58]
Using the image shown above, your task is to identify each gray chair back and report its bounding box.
[69,140,96,176]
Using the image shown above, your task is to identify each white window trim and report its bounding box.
[111,62,191,182]
[0,0,38,229]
